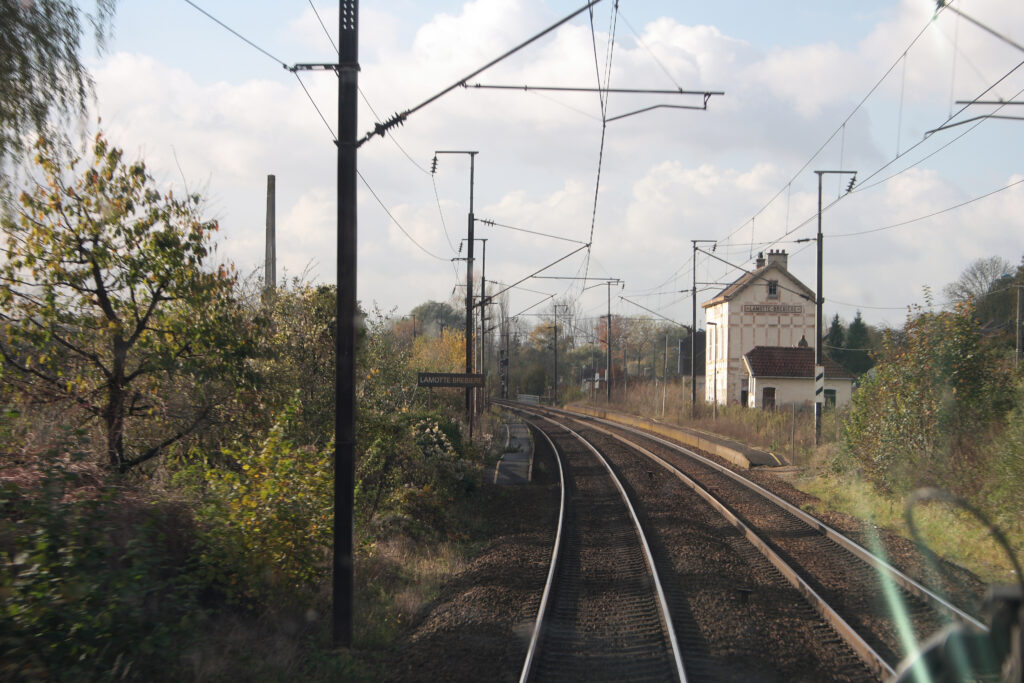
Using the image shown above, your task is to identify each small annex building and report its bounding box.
[743,344,855,410]
[702,249,816,406]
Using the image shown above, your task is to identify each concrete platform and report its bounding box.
[564,404,788,469]
[493,422,533,485]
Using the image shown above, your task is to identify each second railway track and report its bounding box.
[505,402,986,681]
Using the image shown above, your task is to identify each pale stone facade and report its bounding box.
[702,250,816,405]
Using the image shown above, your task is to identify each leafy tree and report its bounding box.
[410,300,462,336]
[0,0,115,165]
[0,134,250,471]
[248,282,336,444]
[410,325,465,374]
[843,311,874,375]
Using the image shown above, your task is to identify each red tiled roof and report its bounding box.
[743,346,855,379]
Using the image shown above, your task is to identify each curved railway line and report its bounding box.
[501,401,986,681]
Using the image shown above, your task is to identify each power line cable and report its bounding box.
[854,65,1024,191]
[618,10,683,91]
[715,76,1024,284]
[357,171,448,261]
[356,0,605,147]
[580,0,620,293]
[431,175,458,253]
[356,88,455,254]
[588,5,607,114]
[294,72,336,140]
[749,40,1024,264]
[180,0,345,149]
[488,244,591,302]
[182,0,288,68]
[358,88,432,175]
[833,176,1024,238]
[523,88,603,121]
[716,9,945,248]
[307,0,338,55]
[478,218,588,244]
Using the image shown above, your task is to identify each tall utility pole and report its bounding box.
[265,174,276,294]
[549,323,559,405]
[336,0,358,649]
[606,281,613,401]
[479,238,488,412]
[293,1,357,650]
[662,334,669,417]
[434,150,479,438]
[814,170,856,445]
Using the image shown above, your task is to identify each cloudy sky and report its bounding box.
[85,0,1024,332]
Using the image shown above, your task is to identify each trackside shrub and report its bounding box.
[356,412,475,540]
[0,459,202,681]
[184,400,333,606]
[842,303,1013,495]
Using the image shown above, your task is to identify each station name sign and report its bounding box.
[743,304,803,314]
[417,372,485,388]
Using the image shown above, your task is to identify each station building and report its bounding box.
[701,250,854,409]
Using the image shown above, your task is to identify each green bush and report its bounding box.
[0,459,202,681]
[988,388,1024,525]
[356,412,475,540]
[842,303,1014,495]
[181,400,333,607]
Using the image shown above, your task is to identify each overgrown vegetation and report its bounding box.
[0,137,489,680]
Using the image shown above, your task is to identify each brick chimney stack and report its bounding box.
[755,252,765,269]
[766,249,788,270]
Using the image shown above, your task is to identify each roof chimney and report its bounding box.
[766,249,788,270]
[755,252,765,269]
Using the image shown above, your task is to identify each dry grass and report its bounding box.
[591,380,845,465]
[584,384,1022,586]
[796,470,1023,585]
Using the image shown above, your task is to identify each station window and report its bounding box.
[824,389,836,409]
[767,280,778,298]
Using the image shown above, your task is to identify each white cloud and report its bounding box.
[80,0,1024,327]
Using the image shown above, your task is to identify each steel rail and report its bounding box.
[566,414,893,680]
[529,410,687,683]
[567,408,986,633]
[517,416,567,683]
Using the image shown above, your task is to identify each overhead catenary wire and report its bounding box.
[294,72,336,140]
[181,0,344,149]
[307,0,338,55]
[618,10,683,91]
[431,175,458,253]
[182,0,288,68]
[834,177,1024,238]
[358,88,433,176]
[356,0,606,147]
[357,171,448,262]
[709,74,1024,290]
[576,0,621,298]
[487,244,591,302]
[478,218,588,245]
[716,7,950,249]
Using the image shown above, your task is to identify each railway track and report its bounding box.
[503,402,986,681]
[517,415,685,682]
